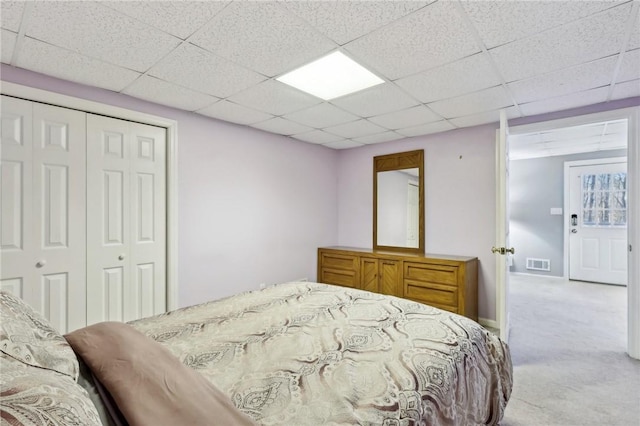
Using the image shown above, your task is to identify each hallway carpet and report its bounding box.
[501,274,639,426]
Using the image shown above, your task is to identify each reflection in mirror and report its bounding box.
[377,169,419,248]
[373,150,424,254]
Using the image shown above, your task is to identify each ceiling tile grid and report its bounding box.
[26,2,182,72]
[508,56,619,104]
[147,43,266,99]
[519,86,610,117]
[330,82,419,117]
[1,0,638,152]
[102,1,230,40]
[197,100,274,126]
[284,103,359,129]
[1,1,24,33]
[188,1,336,77]
[488,3,632,83]
[368,105,442,130]
[17,37,141,92]
[1,30,16,64]
[123,75,219,112]
[343,1,482,80]
[395,52,502,103]
[280,1,432,46]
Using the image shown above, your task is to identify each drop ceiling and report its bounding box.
[1,1,639,150]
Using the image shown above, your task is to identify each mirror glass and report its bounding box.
[377,168,420,248]
[374,150,424,253]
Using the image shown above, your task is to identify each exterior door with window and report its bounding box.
[569,161,627,285]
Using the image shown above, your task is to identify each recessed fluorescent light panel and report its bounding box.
[276,51,384,100]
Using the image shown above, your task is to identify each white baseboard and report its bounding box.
[479,317,499,329]
[511,272,564,280]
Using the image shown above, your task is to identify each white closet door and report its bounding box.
[86,114,166,324]
[1,97,86,333]
[1,96,34,301]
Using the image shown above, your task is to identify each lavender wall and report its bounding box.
[337,97,640,322]
[1,65,339,308]
[3,64,638,321]
[337,125,498,319]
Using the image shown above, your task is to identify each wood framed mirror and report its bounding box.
[373,150,424,254]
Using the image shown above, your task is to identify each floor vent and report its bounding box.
[526,258,551,271]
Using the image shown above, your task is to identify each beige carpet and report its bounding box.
[501,274,640,426]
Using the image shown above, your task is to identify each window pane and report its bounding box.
[597,210,611,225]
[596,191,609,209]
[583,210,596,225]
[612,173,626,191]
[596,173,611,190]
[612,210,627,226]
[612,191,626,209]
[583,191,595,209]
[583,174,596,191]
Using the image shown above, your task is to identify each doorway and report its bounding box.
[501,106,639,359]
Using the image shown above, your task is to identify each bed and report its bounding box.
[0,282,512,426]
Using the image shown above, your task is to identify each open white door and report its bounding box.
[495,110,513,342]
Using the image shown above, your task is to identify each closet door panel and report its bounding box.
[87,115,166,324]
[0,96,34,303]
[32,103,86,333]
[131,123,166,319]
[87,115,131,325]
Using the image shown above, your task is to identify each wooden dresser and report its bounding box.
[317,246,478,321]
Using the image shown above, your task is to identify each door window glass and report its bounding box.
[582,172,627,227]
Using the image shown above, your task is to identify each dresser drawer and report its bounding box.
[405,280,458,307]
[320,268,359,288]
[404,262,458,286]
[320,252,359,271]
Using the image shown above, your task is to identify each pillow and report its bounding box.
[0,291,79,380]
[66,322,256,426]
[0,353,102,426]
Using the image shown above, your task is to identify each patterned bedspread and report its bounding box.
[129,282,512,425]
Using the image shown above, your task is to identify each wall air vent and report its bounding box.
[526,258,551,271]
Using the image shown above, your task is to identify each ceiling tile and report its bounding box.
[330,83,419,117]
[519,86,609,116]
[196,100,273,125]
[618,48,640,83]
[1,1,24,32]
[395,120,455,137]
[611,79,640,100]
[490,3,631,82]
[323,140,364,150]
[508,56,617,104]
[16,37,141,92]
[291,130,343,145]
[1,30,16,64]
[353,131,403,145]
[228,79,321,116]
[462,0,623,49]
[395,53,501,103]
[344,1,481,79]
[102,1,229,40]
[123,75,218,111]
[368,105,441,130]
[449,106,519,128]
[428,85,513,118]
[281,1,431,45]
[284,103,358,128]
[324,119,387,139]
[148,44,265,99]
[250,117,314,136]
[189,2,336,77]
[26,2,181,72]
[629,13,640,50]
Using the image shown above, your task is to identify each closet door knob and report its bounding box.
[35,260,46,268]
[118,254,125,261]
